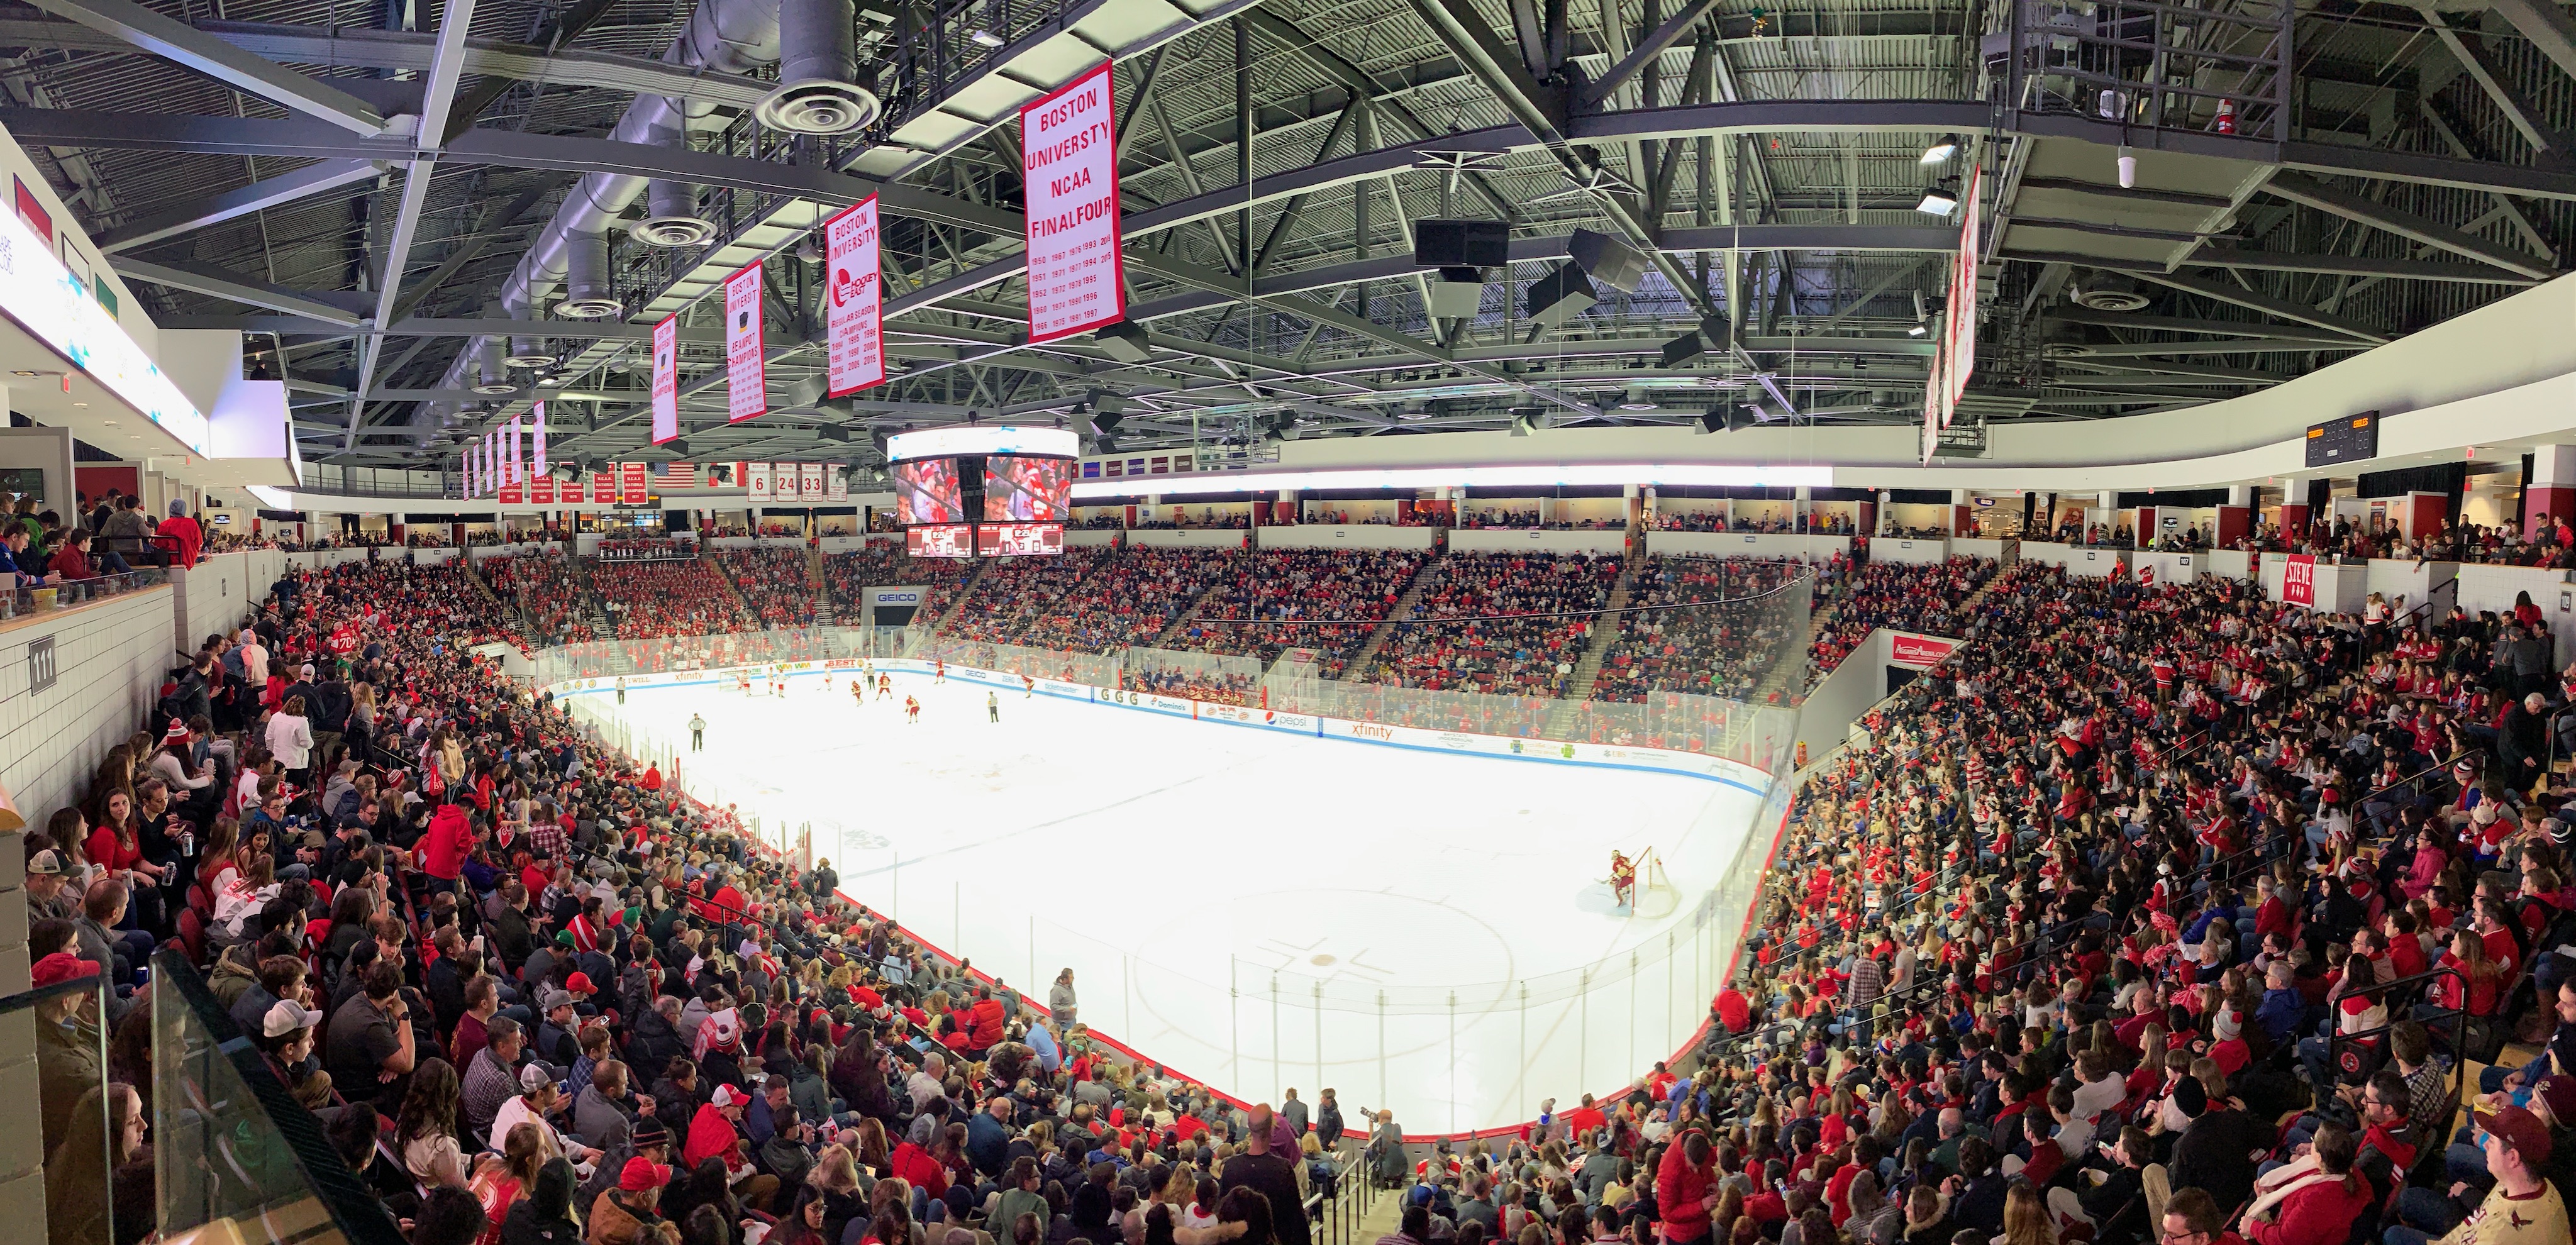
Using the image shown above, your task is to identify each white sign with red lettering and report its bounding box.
[825,197,885,396]
[725,261,765,423]
[652,313,680,444]
[1021,62,1124,344]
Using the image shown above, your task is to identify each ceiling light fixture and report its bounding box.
[1915,182,1960,216]
[968,26,1004,47]
[72,402,87,407]
[1919,136,1959,165]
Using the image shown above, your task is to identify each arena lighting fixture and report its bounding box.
[1920,136,1960,165]
[968,26,1005,46]
[1915,182,1960,216]
[1071,462,1831,499]
[1618,387,1658,411]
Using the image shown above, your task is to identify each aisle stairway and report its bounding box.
[707,550,759,622]
[1335,560,1435,682]
[809,544,835,624]
[1540,566,1636,736]
[1152,577,1233,646]
[927,560,993,636]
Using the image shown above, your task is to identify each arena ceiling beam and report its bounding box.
[93,157,384,254]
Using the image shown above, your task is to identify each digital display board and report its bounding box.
[984,455,1073,521]
[2304,411,2379,468]
[893,458,964,525]
[907,524,975,558]
[978,523,1065,556]
[886,425,1080,462]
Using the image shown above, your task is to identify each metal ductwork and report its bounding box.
[638,183,715,248]
[504,297,553,367]
[557,231,621,318]
[415,0,782,446]
[758,0,876,135]
[472,338,514,394]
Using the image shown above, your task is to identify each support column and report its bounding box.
[1951,489,1972,537]
[2216,485,2253,548]
[1793,485,1811,533]
[2527,446,2576,534]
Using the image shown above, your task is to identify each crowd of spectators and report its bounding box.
[938,548,1116,648]
[592,558,756,640]
[1806,556,1999,680]
[482,552,601,646]
[1455,510,1624,531]
[988,548,1238,654]
[822,545,977,627]
[1167,550,1430,679]
[1363,552,1621,696]
[714,550,823,630]
[1648,510,1862,536]
[58,526,2576,1245]
[1592,557,1807,704]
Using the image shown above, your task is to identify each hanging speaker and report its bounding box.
[1567,229,1648,294]
[1525,264,1597,328]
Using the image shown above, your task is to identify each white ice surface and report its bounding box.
[583,668,1767,1134]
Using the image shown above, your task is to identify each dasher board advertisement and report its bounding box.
[1021,61,1124,344]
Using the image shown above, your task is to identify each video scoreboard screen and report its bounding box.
[979,523,1065,556]
[906,524,975,558]
[2305,411,2379,468]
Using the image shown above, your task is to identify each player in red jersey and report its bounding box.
[1021,673,1035,698]
[934,660,946,684]
[1608,851,1636,909]
[904,694,921,724]
[877,672,892,700]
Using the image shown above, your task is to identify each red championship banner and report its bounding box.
[725,262,765,423]
[531,402,548,477]
[1021,61,1124,344]
[530,475,555,506]
[652,313,680,444]
[621,461,650,504]
[592,471,616,504]
[2283,553,2316,607]
[825,197,885,395]
[560,475,585,506]
[801,462,824,500]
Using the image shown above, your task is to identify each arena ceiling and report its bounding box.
[1,0,2572,473]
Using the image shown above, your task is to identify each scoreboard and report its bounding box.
[979,523,1065,556]
[2304,411,2379,468]
[907,524,974,558]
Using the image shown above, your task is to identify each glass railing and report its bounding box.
[0,567,169,619]
[2,968,118,1245]
[152,951,409,1245]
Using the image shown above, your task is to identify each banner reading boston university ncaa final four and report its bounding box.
[826,197,885,396]
[726,260,765,423]
[1021,62,1123,345]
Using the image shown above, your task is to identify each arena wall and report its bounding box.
[1253,524,1436,550]
[1448,528,1630,555]
[1644,531,1848,561]
[0,586,182,821]
[1872,536,1949,565]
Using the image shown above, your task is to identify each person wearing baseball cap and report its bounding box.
[261,999,334,1109]
[588,1154,670,1243]
[491,1060,604,1170]
[34,951,104,1158]
[2410,1104,2568,1245]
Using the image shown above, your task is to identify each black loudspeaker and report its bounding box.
[1661,332,1709,369]
[1567,229,1649,294]
[1526,264,1597,328]
[1092,320,1152,363]
[1414,219,1510,268]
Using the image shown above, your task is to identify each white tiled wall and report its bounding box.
[0,587,180,822]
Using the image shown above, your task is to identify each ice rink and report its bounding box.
[574,666,1774,1134]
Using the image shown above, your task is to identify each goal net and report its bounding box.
[1631,848,1680,919]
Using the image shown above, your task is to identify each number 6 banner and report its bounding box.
[826,196,885,396]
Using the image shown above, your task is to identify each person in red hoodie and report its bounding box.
[1656,1131,1718,1245]
[2242,1123,2371,1245]
[967,987,1006,1054]
[420,802,477,895]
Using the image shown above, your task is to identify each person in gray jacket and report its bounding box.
[574,1058,645,1157]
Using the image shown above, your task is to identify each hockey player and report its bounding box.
[904,694,921,724]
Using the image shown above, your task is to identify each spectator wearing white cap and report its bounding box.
[491,1059,602,1170]
[262,998,333,1109]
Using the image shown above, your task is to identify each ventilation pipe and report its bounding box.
[557,231,621,318]
[413,0,782,446]
[505,295,552,367]
[472,337,513,394]
[636,111,718,247]
[758,0,877,135]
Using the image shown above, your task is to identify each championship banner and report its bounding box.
[532,402,548,477]
[777,462,802,502]
[621,462,650,504]
[2283,553,2316,607]
[461,447,472,499]
[531,474,555,506]
[801,462,824,501]
[484,431,497,495]
[725,262,765,423]
[826,463,847,501]
[1021,61,1124,344]
[560,475,584,506]
[749,462,774,502]
[652,313,680,444]
[825,197,886,395]
[498,420,523,504]
[592,471,616,504]
[506,416,524,488]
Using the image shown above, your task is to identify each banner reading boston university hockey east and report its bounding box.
[1021,61,1123,345]
[652,313,680,444]
[825,197,885,396]
[725,260,765,423]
